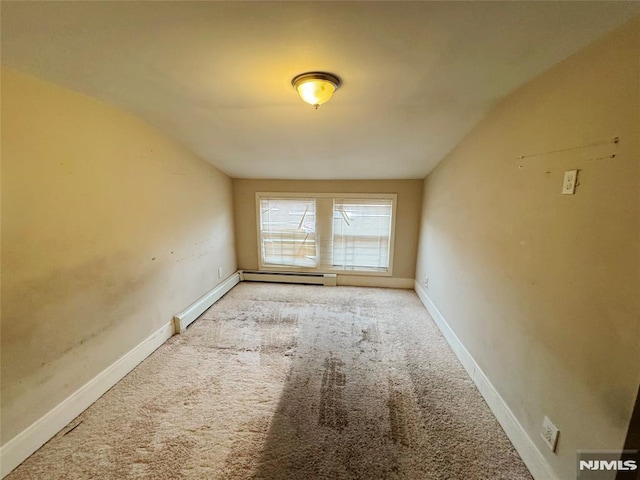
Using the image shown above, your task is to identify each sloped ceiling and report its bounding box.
[2,2,639,179]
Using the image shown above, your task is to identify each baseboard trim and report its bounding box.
[413,281,558,480]
[239,271,336,287]
[0,321,174,479]
[236,270,412,289]
[337,276,414,289]
[173,272,240,332]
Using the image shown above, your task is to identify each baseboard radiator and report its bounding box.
[173,272,241,333]
[239,270,337,286]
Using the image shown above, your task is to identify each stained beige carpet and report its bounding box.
[8,283,533,479]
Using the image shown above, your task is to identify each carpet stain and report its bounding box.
[318,355,348,431]
[260,313,297,355]
[388,382,411,447]
[358,320,381,345]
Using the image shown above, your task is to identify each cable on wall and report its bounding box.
[517,136,619,170]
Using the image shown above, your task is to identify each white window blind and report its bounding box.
[332,198,393,272]
[259,198,317,268]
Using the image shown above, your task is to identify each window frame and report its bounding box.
[257,196,319,269]
[255,192,397,277]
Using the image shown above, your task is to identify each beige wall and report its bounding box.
[233,179,422,283]
[416,18,639,480]
[0,70,237,444]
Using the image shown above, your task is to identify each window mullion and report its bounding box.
[316,197,334,269]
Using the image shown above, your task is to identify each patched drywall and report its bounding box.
[232,179,422,281]
[415,18,639,479]
[1,69,237,444]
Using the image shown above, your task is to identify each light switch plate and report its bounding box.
[562,170,578,195]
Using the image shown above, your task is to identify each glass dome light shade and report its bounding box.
[296,79,336,106]
[292,72,341,108]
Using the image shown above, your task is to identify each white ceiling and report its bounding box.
[2,2,639,180]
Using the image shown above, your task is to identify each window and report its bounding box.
[259,197,317,268]
[257,193,396,275]
[332,198,393,271]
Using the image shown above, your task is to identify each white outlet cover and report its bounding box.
[541,416,559,452]
[562,169,578,195]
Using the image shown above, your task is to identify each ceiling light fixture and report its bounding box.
[291,72,341,109]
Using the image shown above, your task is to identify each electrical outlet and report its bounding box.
[424,275,429,289]
[541,416,559,452]
[562,170,578,195]
[218,267,223,278]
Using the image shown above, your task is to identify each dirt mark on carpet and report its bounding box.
[387,380,418,447]
[318,355,348,431]
[357,320,381,345]
[260,310,297,358]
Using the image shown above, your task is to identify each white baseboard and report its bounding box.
[337,276,414,289]
[0,321,174,479]
[173,272,240,332]
[413,281,558,480]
